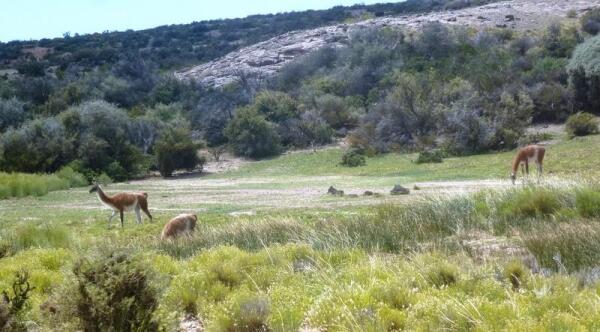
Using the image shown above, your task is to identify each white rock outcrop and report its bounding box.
[176,0,600,87]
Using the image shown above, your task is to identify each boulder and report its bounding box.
[390,185,410,195]
[327,186,344,196]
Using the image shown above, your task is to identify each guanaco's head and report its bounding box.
[89,182,101,194]
[510,173,516,185]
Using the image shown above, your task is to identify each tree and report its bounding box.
[567,34,600,113]
[224,107,282,159]
[0,98,26,131]
[154,126,202,177]
[0,118,73,173]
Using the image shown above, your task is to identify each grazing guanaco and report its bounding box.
[89,183,153,227]
[510,145,545,184]
[161,213,197,240]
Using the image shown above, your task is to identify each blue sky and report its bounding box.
[0,0,392,42]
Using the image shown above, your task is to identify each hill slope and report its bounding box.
[177,0,600,87]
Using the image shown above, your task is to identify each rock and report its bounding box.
[179,313,203,332]
[363,190,374,196]
[328,186,344,196]
[175,0,597,88]
[390,185,410,195]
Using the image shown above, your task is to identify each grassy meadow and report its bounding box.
[1,132,600,330]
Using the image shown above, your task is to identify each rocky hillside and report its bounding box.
[176,0,600,87]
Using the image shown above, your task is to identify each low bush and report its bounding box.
[503,260,528,289]
[565,113,598,138]
[0,271,35,332]
[155,126,204,177]
[62,252,159,331]
[340,149,366,167]
[55,166,88,187]
[415,149,444,164]
[426,263,459,287]
[214,292,271,331]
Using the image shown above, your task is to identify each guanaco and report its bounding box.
[510,145,545,184]
[89,183,153,227]
[161,213,197,240]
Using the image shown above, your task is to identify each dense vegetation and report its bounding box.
[0,0,504,181]
[2,182,600,330]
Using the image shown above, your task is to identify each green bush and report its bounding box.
[68,252,159,331]
[416,149,444,164]
[55,166,88,187]
[155,126,203,177]
[426,263,459,287]
[503,260,528,289]
[340,149,366,167]
[225,107,283,159]
[565,113,598,138]
[0,271,35,332]
[215,292,271,331]
[576,188,600,218]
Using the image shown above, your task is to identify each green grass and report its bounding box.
[1,132,600,329]
[218,134,600,182]
[0,167,87,200]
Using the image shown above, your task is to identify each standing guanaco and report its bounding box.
[510,145,545,184]
[89,183,153,227]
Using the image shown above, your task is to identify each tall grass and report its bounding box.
[0,167,87,199]
[523,222,600,272]
[156,185,600,262]
[0,224,72,257]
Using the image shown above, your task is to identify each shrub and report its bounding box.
[0,98,26,131]
[215,293,271,331]
[426,263,459,287]
[69,252,159,331]
[565,113,598,138]
[0,271,35,332]
[503,260,527,289]
[416,149,444,164]
[581,8,600,35]
[340,149,366,167]
[568,35,600,113]
[55,166,88,187]
[155,126,203,177]
[576,188,600,218]
[225,107,282,159]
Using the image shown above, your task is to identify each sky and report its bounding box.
[0,0,392,42]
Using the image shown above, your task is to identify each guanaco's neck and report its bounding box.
[96,186,112,205]
[511,156,522,175]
